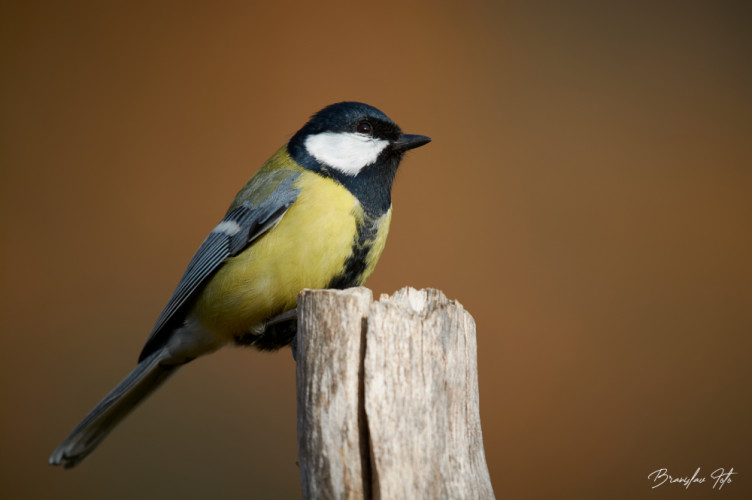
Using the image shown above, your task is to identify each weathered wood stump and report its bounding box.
[296,287,494,500]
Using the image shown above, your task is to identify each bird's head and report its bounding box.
[288,101,431,177]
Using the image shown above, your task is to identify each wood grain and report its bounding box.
[296,287,494,500]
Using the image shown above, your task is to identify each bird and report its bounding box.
[49,101,431,468]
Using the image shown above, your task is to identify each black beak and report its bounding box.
[393,134,432,151]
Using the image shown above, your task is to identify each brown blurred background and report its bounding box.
[2,1,751,499]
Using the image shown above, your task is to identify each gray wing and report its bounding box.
[138,172,300,361]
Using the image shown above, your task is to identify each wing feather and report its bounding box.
[138,172,300,361]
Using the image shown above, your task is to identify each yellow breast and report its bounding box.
[194,170,361,339]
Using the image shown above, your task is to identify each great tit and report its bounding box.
[49,101,430,468]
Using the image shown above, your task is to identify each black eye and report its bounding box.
[356,121,373,135]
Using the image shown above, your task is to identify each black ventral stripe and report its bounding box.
[327,214,380,289]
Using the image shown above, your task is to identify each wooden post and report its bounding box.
[296,287,495,500]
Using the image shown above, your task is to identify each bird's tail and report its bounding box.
[49,350,178,468]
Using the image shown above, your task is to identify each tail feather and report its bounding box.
[49,350,178,468]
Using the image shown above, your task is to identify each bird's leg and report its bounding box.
[264,308,297,327]
[262,308,299,361]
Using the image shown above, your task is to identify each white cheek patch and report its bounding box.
[304,132,389,176]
